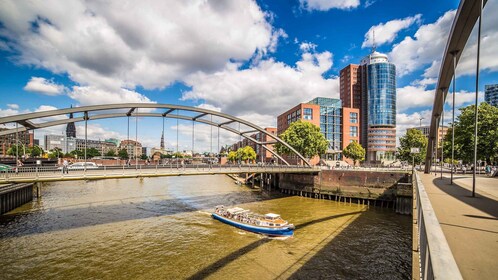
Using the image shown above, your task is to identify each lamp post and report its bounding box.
[419,117,424,129]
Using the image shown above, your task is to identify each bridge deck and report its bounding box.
[419,172,498,280]
[0,165,319,184]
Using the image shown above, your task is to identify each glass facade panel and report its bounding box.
[303,108,313,120]
[367,63,396,126]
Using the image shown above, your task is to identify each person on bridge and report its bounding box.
[62,159,69,174]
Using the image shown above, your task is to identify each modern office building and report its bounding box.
[340,51,397,163]
[44,135,76,154]
[276,97,360,164]
[408,126,448,148]
[485,84,498,107]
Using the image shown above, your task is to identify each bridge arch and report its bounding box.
[0,103,311,166]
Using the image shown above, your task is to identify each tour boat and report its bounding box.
[212,205,295,237]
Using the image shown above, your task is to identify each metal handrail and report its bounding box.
[413,172,462,279]
[0,164,320,182]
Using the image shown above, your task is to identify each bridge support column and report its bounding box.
[35,182,42,199]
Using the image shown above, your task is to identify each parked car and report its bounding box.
[0,164,14,172]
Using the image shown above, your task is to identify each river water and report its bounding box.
[0,175,411,279]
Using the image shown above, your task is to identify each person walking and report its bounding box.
[62,159,69,174]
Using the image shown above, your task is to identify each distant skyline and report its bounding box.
[0,0,497,152]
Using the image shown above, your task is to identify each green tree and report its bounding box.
[275,120,328,162]
[227,151,237,163]
[70,149,84,158]
[236,146,256,163]
[50,147,63,158]
[105,149,116,157]
[7,144,26,157]
[442,102,498,165]
[118,149,129,160]
[29,146,43,157]
[140,154,148,160]
[86,147,101,158]
[342,141,365,166]
[397,129,428,164]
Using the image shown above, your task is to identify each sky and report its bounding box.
[0,0,497,153]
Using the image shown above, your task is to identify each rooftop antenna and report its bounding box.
[372,29,377,53]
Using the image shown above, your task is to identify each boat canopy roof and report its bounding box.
[227,207,248,214]
[265,213,281,219]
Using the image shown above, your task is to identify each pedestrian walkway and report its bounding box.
[419,172,498,280]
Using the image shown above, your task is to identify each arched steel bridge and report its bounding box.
[425,0,488,172]
[0,103,311,167]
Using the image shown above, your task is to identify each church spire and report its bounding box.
[66,104,76,138]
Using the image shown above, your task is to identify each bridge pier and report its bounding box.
[36,182,42,199]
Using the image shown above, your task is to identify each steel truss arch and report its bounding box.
[0,103,311,166]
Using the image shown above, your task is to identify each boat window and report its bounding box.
[269,223,274,226]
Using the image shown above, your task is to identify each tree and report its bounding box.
[236,146,256,163]
[397,129,428,164]
[86,147,101,158]
[118,149,129,160]
[70,149,84,158]
[342,141,365,166]
[140,154,148,160]
[442,102,498,165]
[105,149,116,157]
[227,151,237,163]
[275,120,328,161]
[29,146,43,157]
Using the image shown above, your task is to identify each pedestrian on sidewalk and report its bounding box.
[62,159,69,174]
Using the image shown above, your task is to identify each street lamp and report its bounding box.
[419,117,424,129]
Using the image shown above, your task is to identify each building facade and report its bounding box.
[75,139,117,155]
[409,126,448,148]
[485,84,498,107]
[340,51,397,163]
[1,128,34,157]
[276,97,360,164]
[44,135,76,154]
[119,140,142,159]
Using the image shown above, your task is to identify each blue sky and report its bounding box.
[0,0,497,152]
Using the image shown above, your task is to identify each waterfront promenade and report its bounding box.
[419,172,498,280]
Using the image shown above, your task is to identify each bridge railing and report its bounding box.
[413,171,462,280]
[0,164,319,181]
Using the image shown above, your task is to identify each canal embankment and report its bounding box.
[277,169,412,214]
[0,183,34,215]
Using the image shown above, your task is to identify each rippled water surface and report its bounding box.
[0,175,411,279]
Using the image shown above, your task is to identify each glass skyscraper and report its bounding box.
[360,51,397,162]
[485,84,498,107]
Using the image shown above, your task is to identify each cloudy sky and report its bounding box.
[0,0,497,152]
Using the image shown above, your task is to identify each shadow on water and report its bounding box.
[0,191,280,238]
[431,177,498,218]
[286,210,412,280]
[187,211,364,280]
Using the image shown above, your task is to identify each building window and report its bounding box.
[350,112,358,123]
[350,126,358,137]
[303,108,313,120]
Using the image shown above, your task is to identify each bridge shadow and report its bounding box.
[430,177,498,218]
[187,210,364,280]
[0,190,282,238]
[285,210,412,279]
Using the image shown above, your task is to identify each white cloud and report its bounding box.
[389,10,456,76]
[0,0,280,91]
[364,0,376,8]
[23,77,66,95]
[7,104,19,110]
[181,50,339,127]
[68,86,154,106]
[299,0,360,11]
[397,84,484,113]
[75,123,124,141]
[362,14,421,48]
[299,42,317,52]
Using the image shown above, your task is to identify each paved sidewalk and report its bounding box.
[419,172,498,280]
